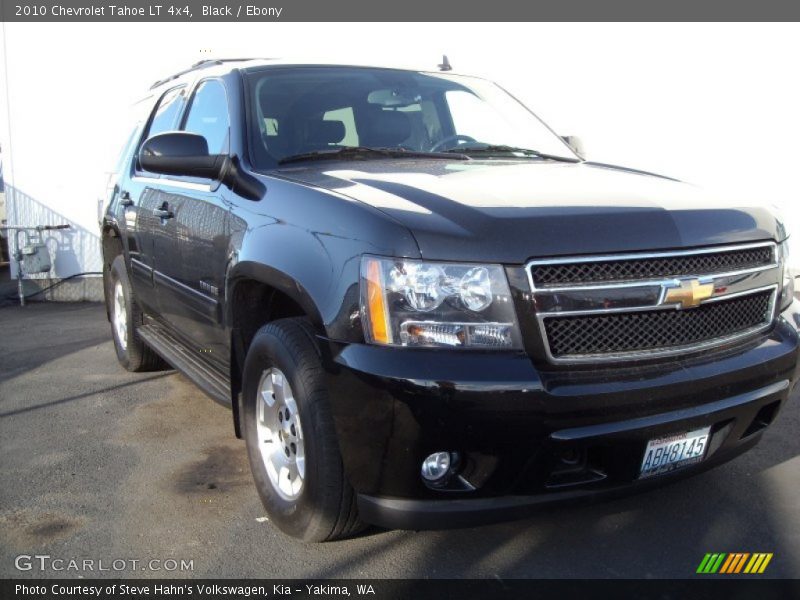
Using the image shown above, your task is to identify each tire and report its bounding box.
[242,317,364,542]
[107,255,167,372]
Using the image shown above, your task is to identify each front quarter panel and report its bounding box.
[226,175,420,341]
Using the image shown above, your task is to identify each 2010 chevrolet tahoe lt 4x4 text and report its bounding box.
[101,59,800,541]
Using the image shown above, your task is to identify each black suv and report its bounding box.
[102,59,800,541]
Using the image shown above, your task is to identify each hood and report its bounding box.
[274,159,783,263]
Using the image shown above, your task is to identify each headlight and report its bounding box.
[360,256,522,349]
[780,239,794,311]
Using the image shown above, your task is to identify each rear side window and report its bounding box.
[143,86,185,140]
[182,80,230,154]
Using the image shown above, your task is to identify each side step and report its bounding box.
[137,322,231,406]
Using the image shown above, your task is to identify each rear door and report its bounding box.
[151,79,232,367]
[121,85,186,312]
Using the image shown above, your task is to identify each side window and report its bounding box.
[182,80,230,155]
[136,87,185,174]
[143,87,185,140]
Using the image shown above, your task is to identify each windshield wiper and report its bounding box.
[278,146,468,165]
[442,144,581,163]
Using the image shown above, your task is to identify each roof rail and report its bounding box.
[149,58,263,90]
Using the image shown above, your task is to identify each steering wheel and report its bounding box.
[429,134,477,152]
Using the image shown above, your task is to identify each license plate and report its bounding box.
[639,426,711,478]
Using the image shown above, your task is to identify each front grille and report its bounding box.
[532,245,775,287]
[544,290,773,358]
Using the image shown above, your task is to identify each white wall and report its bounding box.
[1,22,799,280]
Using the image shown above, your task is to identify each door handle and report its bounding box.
[154,204,174,219]
[119,191,134,207]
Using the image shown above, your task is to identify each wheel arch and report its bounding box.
[101,223,125,321]
[226,262,327,439]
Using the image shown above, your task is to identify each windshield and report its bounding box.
[245,66,578,168]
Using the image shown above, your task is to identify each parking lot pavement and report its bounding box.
[1,302,799,579]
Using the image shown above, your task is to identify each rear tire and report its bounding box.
[107,255,167,372]
[242,317,364,542]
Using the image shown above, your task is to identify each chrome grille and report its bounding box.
[527,242,779,363]
[545,290,773,358]
[532,245,775,287]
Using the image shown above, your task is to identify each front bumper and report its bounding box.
[322,310,800,530]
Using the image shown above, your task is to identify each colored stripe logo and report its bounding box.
[697,553,773,574]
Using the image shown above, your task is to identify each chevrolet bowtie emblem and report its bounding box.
[663,278,715,309]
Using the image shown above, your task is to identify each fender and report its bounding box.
[224,174,422,340]
[223,175,421,437]
[225,260,325,332]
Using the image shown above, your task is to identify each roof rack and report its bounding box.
[149,58,264,90]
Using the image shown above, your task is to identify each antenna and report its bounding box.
[438,55,452,72]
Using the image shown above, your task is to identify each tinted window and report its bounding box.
[144,87,185,140]
[182,80,230,154]
[137,87,185,174]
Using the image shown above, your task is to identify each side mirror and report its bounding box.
[561,135,585,158]
[138,132,227,179]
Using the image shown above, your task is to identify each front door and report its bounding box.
[151,78,233,368]
[151,183,231,366]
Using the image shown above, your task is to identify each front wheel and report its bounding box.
[242,318,364,542]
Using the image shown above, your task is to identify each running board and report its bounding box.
[137,323,231,406]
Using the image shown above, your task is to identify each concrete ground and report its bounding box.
[1,302,799,579]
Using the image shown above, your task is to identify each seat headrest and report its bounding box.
[304,120,346,145]
[364,110,411,147]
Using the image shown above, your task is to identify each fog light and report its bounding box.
[421,452,452,482]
